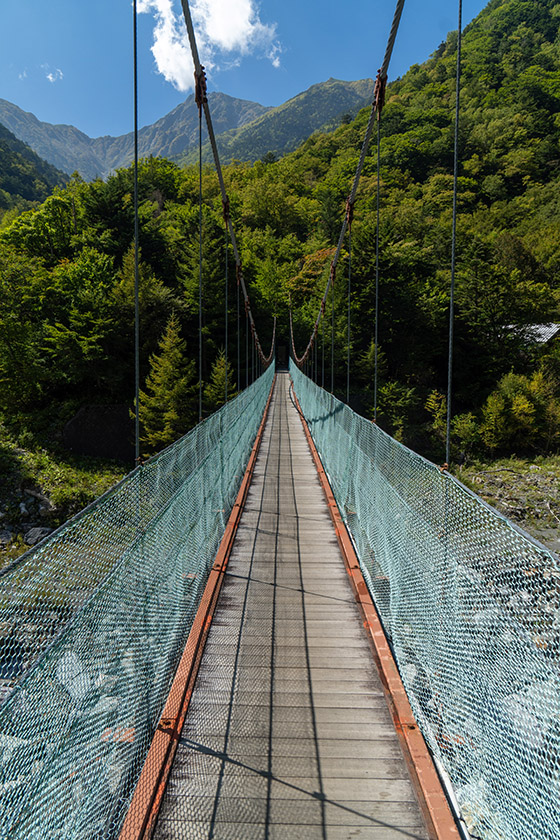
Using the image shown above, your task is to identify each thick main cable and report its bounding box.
[198,104,203,421]
[179,0,275,368]
[291,0,405,367]
[321,314,325,388]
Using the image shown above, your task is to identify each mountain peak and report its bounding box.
[0,79,374,179]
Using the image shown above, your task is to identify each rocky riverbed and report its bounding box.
[454,456,560,557]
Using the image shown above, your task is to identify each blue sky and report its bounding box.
[1,0,488,139]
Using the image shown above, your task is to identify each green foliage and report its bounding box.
[0,416,124,562]
[377,381,419,442]
[0,123,67,217]
[3,190,77,263]
[480,368,560,453]
[450,413,480,457]
[138,312,197,455]
[282,0,560,455]
[115,243,182,376]
[42,248,119,391]
[0,244,48,410]
[204,350,237,414]
[19,448,124,519]
[425,390,447,443]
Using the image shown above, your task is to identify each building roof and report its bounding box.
[524,323,560,343]
[507,323,560,344]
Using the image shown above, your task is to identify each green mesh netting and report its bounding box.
[0,364,274,840]
[290,360,560,840]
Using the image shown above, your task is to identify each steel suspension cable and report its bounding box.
[224,224,229,403]
[446,0,463,466]
[374,116,381,423]
[321,314,325,388]
[331,284,335,394]
[180,0,275,370]
[346,207,352,404]
[236,268,240,392]
[290,0,405,369]
[133,0,140,464]
[198,103,203,422]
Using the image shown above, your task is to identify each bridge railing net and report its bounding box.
[290,360,560,840]
[0,363,274,840]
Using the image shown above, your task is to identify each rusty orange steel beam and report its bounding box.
[291,382,462,840]
[119,375,276,840]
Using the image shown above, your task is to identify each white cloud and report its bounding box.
[42,65,63,83]
[138,0,193,91]
[18,70,28,81]
[138,0,281,93]
[192,0,276,55]
[47,69,64,83]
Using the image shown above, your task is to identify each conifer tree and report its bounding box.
[204,349,237,415]
[138,312,197,454]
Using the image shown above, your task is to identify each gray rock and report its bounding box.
[24,527,53,546]
[24,488,55,511]
[56,652,92,702]
[0,530,12,547]
[19,502,29,518]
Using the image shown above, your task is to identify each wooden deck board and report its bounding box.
[152,372,429,840]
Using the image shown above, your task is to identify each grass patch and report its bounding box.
[0,418,126,562]
[18,448,126,522]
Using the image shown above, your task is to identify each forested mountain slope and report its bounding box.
[0,94,270,180]
[0,79,372,180]
[0,123,67,216]
[183,78,374,165]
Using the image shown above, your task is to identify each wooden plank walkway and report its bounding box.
[153,371,429,840]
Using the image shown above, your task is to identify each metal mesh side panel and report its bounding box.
[0,364,274,840]
[290,360,560,840]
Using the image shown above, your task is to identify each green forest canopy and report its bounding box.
[0,123,67,217]
[0,0,559,462]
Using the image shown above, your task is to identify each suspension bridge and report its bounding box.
[1,0,559,839]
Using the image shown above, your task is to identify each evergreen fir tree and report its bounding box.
[138,312,197,454]
[204,349,237,414]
